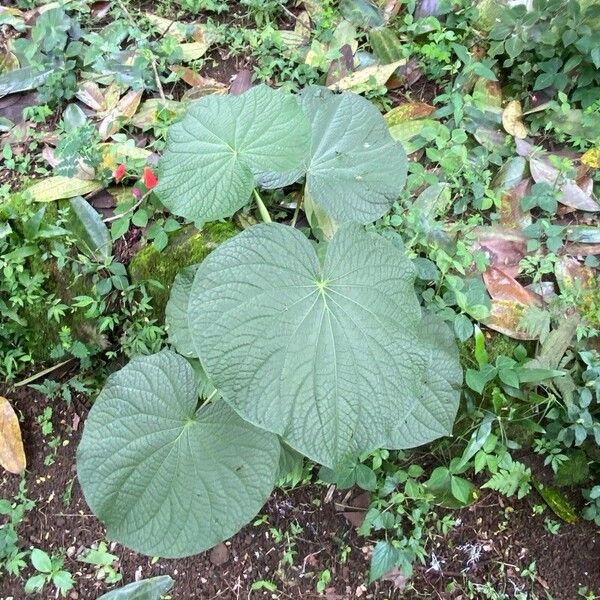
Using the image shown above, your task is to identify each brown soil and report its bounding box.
[1,385,599,600]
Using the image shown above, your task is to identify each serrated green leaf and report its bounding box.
[77,350,280,558]
[156,85,310,225]
[69,196,111,259]
[369,541,399,583]
[165,265,199,358]
[96,576,175,600]
[188,223,461,468]
[300,87,407,224]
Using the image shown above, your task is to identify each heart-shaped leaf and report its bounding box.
[77,350,280,558]
[300,86,407,224]
[188,223,461,467]
[156,85,310,225]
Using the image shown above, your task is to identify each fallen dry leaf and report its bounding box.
[555,256,596,295]
[384,102,436,126]
[99,89,143,140]
[0,396,26,474]
[471,226,528,278]
[530,155,600,212]
[328,59,406,92]
[502,100,528,139]
[483,267,543,340]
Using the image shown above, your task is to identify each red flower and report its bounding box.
[114,164,126,183]
[143,166,158,190]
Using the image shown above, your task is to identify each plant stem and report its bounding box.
[290,198,302,228]
[103,190,151,223]
[253,189,272,223]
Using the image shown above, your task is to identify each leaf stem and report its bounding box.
[253,189,272,224]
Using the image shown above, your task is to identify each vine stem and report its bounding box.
[253,189,272,223]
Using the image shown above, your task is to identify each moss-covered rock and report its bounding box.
[129,221,239,319]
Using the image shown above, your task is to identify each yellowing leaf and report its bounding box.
[328,59,406,92]
[384,102,436,126]
[582,148,600,169]
[180,42,210,61]
[0,396,26,474]
[26,176,103,202]
[502,100,528,139]
[130,99,183,129]
[98,89,143,139]
[169,65,226,93]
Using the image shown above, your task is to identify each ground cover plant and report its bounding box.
[0,0,599,598]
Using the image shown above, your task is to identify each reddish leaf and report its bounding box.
[471,226,528,278]
[483,267,543,305]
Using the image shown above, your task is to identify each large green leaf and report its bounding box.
[156,85,310,225]
[96,576,174,600]
[77,350,280,558]
[300,87,407,224]
[165,265,198,358]
[188,223,461,468]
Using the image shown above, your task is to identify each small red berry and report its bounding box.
[143,166,158,190]
[114,164,126,183]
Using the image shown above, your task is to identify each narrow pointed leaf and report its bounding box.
[69,196,111,258]
[77,350,280,558]
[188,223,461,468]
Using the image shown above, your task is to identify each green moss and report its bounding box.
[129,221,239,318]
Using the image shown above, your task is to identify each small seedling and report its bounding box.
[25,548,74,597]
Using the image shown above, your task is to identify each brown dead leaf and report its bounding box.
[471,226,528,278]
[169,65,227,96]
[328,59,406,92]
[483,268,543,340]
[230,70,252,96]
[0,396,26,474]
[499,179,532,229]
[502,100,528,139]
[483,267,542,305]
[75,81,105,111]
[555,257,596,295]
[99,90,143,140]
[485,300,539,340]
